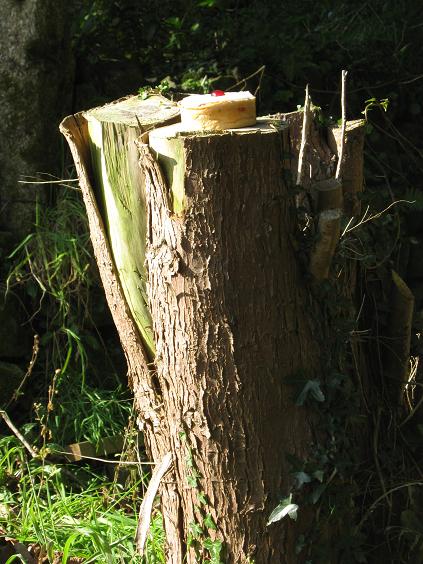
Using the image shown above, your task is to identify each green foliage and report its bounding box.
[181,433,224,563]
[0,434,164,563]
[3,0,423,560]
[267,495,298,525]
[1,185,165,560]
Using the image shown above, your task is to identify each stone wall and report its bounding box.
[0,0,74,243]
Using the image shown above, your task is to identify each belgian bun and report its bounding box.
[179,91,256,131]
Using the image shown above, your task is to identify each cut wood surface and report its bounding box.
[179,91,256,131]
[148,121,283,216]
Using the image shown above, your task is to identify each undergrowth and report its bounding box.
[0,185,165,562]
[265,91,423,563]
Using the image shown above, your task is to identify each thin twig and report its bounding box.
[226,65,266,93]
[135,452,172,555]
[296,84,310,186]
[400,390,423,428]
[0,410,38,457]
[5,334,39,409]
[342,199,413,236]
[357,481,423,531]
[335,69,348,180]
[18,179,79,184]
[51,448,156,466]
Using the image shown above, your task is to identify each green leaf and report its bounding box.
[202,538,223,562]
[62,533,80,563]
[267,496,299,525]
[197,0,217,6]
[187,475,198,487]
[293,471,311,488]
[165,16,182,29]
[198,491,208,505]
[310,483,326,504]
[189,521,203,539]
[296,380,325,406]
[312,469,324,482]
[203,513,217,530]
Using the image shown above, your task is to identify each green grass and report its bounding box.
[0,434,165,562]
[1,185,165,562]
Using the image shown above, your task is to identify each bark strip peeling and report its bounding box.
[59,114,166,448]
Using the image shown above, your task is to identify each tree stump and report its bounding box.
[61,99,344,563]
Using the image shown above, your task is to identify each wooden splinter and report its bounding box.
[314,178,343,213]
[309,209,342,281]
[328,119,366,216]
[384,270,414,404]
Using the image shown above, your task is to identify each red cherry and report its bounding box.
[211,90,225,96]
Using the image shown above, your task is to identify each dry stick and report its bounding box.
[335,70,348,180]
[309,209,342,280]
[357,480,423,532]
[135,452,172,555]
[310,70,347,280]
[384,270,414,402]
[0,410,38,457]
[296,84,310,186]
[6,334,39,409]
[315,178,343,212]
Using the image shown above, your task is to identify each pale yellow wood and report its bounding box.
[179,92,256,131]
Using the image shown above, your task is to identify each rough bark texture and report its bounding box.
[61,109,340,563]
[0,0,74,241]
[139,126,319,563]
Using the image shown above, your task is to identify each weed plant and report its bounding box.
[0,186,165,561]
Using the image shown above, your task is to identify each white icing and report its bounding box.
[179,91,255,109]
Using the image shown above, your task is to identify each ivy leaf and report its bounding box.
[202,537,223,562]
[203,513,217,530]
[189,521,203,539]
[187,475,198,487]
[296,380,325,406]
[267,496,299,525]
[197,491,208,505]
[310,483,326,504]
[293,471,311,488]
[312,470,324,483]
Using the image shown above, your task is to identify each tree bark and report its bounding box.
[328,120,366,217]
[61,109,339,563]
[141,122,322,563]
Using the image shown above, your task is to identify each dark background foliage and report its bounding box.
[73,0,423,225]
[2,1,423,561]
